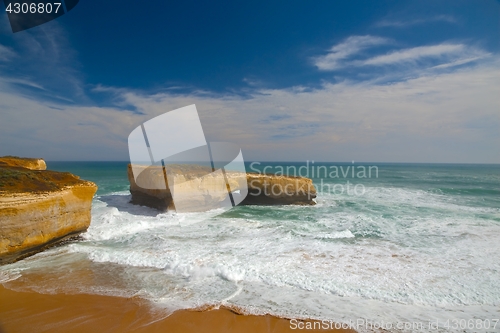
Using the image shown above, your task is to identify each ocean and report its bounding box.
[1,162,499,332]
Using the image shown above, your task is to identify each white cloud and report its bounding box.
[0,77,45,90]
[361,44,465,66]
[0,22,86,101]
[313,35,390,70]
[375,15,457,28]
[0,60,498,163]
[0,44,15,61]
[314,38,489,72]
[430,56,486,70]
[0,27,498,163]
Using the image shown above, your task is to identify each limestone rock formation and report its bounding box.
[0,157,97,264]
[0,156,47,170]
[128,163,316,211]
[242,173,317,206]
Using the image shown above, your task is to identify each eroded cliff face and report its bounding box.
[242,173,316,206]
[128,164,175,211]
[128,164,316,211]
[0,157,97,264]
[0,156,47,170]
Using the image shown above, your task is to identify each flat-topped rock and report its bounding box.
[128,164,316,211]
[0,157,97,264]
[242,173,317,206]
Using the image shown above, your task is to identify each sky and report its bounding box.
[0,0,499,162]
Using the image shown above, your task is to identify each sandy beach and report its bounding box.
[0,284,355,333]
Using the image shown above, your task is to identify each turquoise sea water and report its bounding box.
[1,162,499,332]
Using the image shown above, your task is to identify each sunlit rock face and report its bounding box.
[242,173,317,206]
[0,156,97,264]
[128,164,316,212]
[0,156,47,170]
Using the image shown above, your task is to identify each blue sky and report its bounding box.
[0,0,499,162]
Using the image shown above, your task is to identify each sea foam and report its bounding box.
[2,182,499,332]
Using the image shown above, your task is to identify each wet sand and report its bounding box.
[0,284,355,333]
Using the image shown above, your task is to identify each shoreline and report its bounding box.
[0,284,356,333]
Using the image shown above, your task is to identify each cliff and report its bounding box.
[0,157,97,264]
[128,164,316,211]
[0,156,47,170]
[241,173,317,206]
